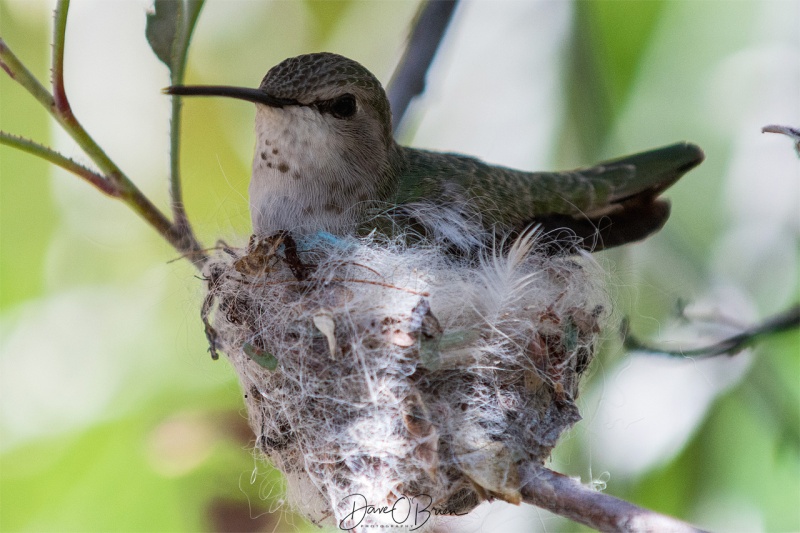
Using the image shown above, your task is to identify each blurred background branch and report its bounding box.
[763,124,800,156]
[624,304,800,358]
[387,0,458,133]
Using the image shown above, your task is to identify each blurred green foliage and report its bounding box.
[1,1,797,532]
[559,0,667,161]
[0,1,56,308]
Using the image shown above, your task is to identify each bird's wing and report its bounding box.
[398,142,704,251]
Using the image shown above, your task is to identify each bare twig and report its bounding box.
[0,39,53,109]
[762,124,800,156]
[520,464,708,533]
[1,1,207,266]
[167,0,205,237]
[0,132,115,196]
[51,0,69,111]
[387,0,459,133]
[49,0,123,182]
[623,304,800,358]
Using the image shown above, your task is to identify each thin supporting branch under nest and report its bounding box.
[520,464,708,533]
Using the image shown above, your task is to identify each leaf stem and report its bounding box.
[0,39,54,110]
[50,0,131,190]
[168,72,189,232]
[1,1,207,266]
[56,0,206,264]
[0,132,116,196]
[51,0,69,110]
[167,0,205,235]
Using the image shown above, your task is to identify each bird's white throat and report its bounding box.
[249,105,382,236]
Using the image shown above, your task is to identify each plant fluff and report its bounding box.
[201,217,609,531]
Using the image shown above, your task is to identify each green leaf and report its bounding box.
[589,0,667,111]
[559,0,667,162]
[146,0,204,81]
[146,0,181,69]
[243,342,278,370]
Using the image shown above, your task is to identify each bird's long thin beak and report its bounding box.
[164,85,298,108]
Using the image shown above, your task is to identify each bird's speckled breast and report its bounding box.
[249,105,367,236]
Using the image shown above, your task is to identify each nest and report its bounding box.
[201,225,609,531]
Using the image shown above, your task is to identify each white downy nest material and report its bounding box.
[201,221,609,531]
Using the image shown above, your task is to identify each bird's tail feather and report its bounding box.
[600,142,705,203]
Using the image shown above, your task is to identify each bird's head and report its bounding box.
[166,52,395,155]
[167,53,400,236]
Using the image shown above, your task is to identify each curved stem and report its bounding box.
[0,132,116,196]
[520,464,707,532]
[51,0,69,110]
[49,0,133,189]
[623,305,800,358]
[168,0,205,234]
[50,0,207,265]
[0,38,54,110]
[1,3,207,266]
[169,81,190,231]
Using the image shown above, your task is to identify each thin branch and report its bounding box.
[168,78,190,231]
[1,3,207,265]
[50,0,206,265]
[520,464,708,533]
[387,0,459,133]
[1,29,116,197]
[167,0,205,235]
[0,39,54,110]
[623,304,800,358]
[0,132,116,196]
[3,6,127,190]
[51,0,69,110]
[49,0,128,189]
[762,124,800,156]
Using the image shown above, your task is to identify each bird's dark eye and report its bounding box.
[326,93,357,119]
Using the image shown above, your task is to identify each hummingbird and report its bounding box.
[167,52,704,252]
